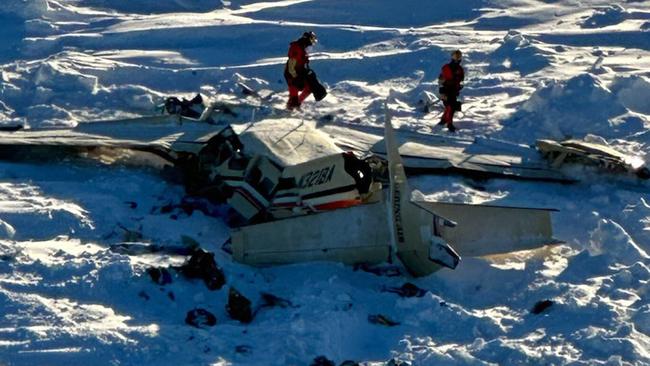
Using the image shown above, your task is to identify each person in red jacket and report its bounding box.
[284,31,317,110]
[438,50,465,132]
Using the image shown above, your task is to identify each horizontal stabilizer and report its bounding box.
[415,201,559,257]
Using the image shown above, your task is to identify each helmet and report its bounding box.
[302,31,318,45]
[451,49,462,61]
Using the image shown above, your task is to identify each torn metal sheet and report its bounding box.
[537,138,649,179]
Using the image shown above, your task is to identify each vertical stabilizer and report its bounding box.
[384,103,460,276]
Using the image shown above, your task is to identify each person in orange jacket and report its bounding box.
[438,50,465,132]
[284,31,317,110]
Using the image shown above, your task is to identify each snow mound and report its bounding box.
[1,0,50,18]
[559,217,649,283]
[610,75,650,115]
[634,305,650,336]
[26,104,78,128]
[0,100,23,127]
[33,57,99,93]
[580,5,628,29]
[587,219,649,266]
[72,0,222,14]
[500,73,647,141]
[620,197,650,254]
[0,218,16,238]
[1,55,97,127]
[1,52,169,127]
[249,0,484,28]
[489,31,550,75]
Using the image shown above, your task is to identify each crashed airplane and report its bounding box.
[0,102,561,276]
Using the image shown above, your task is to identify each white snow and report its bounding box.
[1,0,649,365]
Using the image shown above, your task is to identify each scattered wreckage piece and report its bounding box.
[227,287,253,323]
[536,139,650,179]
[368,314,400,327]
[382,282,427,298]
[134,247,226,290]
[185,308,217,328]
[161,93,263,125]
[225,287,295,324]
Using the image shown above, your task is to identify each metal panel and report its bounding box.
[415,201,559,257]
[231,202,391,266]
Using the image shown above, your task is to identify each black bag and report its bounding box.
[292,76,305,90]
[306,70,327,101]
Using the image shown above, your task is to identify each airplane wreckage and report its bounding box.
[0,98,644,276]
[537,139,650,179]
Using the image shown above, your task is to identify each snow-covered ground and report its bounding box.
[1,1,650,365]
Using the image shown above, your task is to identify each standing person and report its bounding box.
[284,31,317,110]
[438,50,465,132]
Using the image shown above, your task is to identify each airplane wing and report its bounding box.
[0,115,230,162]
[320,122,572,183]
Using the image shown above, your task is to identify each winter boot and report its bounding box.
[286,96,301,111]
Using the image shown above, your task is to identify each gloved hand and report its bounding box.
[439,93,448,102]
